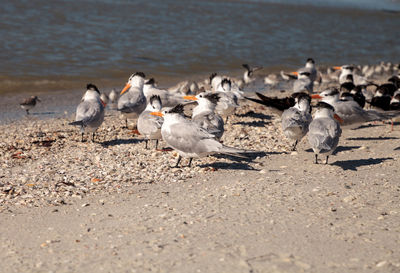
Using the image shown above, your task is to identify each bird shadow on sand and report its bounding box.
[235,111,272,120]
[394,146,400,151]
[30,112,57,116]
[346,136,399,141]
[351,124,385,130]
[101,138,144,147]
[331,157,394,171]
[233,120,272,127]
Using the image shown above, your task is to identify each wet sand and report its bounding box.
[1,86,400,272]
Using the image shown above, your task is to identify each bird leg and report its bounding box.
[225,116,229,123]
[154,139,159,150]
[291,140,298,151]
[325,155,329,164]
[187,158,193,167]
[173,155,182,168]
[314,154,318,164]
[81,132,84,142]
[92,132,95,142]
[145,139,148,149]
[26,109,30,115]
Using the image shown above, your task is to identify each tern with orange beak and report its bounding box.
[69,84,105,142]
[293,70,313,93]
[312,88,394,126]
[184,93,224,140]
[117,72,147,127]
[137,95,163,149]
[308,101,342,164]
[150,104,253,168]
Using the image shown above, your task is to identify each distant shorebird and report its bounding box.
[20,96,41,115]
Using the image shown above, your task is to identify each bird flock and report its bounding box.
[20,59,400,167]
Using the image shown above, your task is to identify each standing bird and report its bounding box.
[293,70,313,93]
[184,92,224,140]
[308,102,342,164]
[137,95,163,149]
[311,88,392,126]
[69,84,105,142]
[214,78,240,122]
[117,72,147,128]
[281,93,312,151]
[143,78,188,107]
[20,96,41,115]
[150,104,253,168]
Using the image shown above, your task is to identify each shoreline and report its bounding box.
[1,97,399,271]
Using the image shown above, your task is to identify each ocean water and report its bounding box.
[0,0,399,94]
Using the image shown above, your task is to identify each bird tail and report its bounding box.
[218,145,260,159]
[69,120,84,126]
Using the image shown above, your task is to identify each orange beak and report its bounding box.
[291,71,299,76]
[150,111,163,117]
[120,83,131,95]
[183,95,197,101]
[334,114,344,124]
[333,66,342,70]
[311,94,323,99]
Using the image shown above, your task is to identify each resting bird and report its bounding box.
[308,102,342,164]
[137,95,163,149]
[117,72,147,128]
[150,104,254,168]
[281,93,312,151]
[69,84,105,142]
[184,92,224,140]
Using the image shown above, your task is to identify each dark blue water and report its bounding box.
[1,0,399,94]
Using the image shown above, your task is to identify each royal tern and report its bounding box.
[281,93,312,151]
[334,65,367,85]
[311,88,392,126]
[20,96,41,115]
[214,78,240,121]
[150,104,252,167]
[69,84,105,142]
[117,72,147,127]
[293,70,313,93]
[137,95,163,149]
[184,93,224,140]
[308,101,342,164]
[143,78,188,107]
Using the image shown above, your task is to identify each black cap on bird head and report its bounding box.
[306,58,315,64]
[145,78,155,85]
[221,78,231,86]
[293,92,311,103]
[133,72,146,78]
[209,73,217,84]
[149,94,161,105]
[204,93,221,104]
[345,74,354,82]
[168,104,185,114]
[315,101,335,112]
[87,83,100,94]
